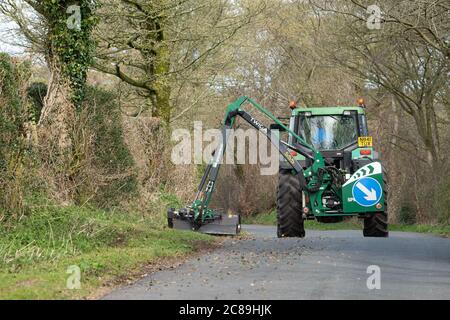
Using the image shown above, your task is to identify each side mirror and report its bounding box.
[270,123,287,132]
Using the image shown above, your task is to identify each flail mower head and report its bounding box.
[167,207,241,236]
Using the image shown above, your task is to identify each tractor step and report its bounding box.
[167,208,241,236]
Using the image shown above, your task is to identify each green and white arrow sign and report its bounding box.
[343,162,381,187]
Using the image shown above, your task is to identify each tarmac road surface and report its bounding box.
[103,225,450,300]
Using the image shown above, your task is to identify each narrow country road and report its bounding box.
[103,225,450,300]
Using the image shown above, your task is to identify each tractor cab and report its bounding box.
[281,104,376,175]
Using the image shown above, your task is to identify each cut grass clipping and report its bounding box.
[0,200,214,299]
[243,210,450,237]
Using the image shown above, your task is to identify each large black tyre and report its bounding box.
[363,169,389,237]
[277,169,305,238]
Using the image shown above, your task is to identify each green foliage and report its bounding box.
[196,163,208,180]
[435,175,450,224]
[159,189,184,208]
[26,82,47,122]
[242,210,278,226]
[0,53,27,161]
[0,200,117,270]
[42,0,99,106]
[398,204,416,225]
[0,53,29,219]
[80,86,138,207]
[0,196,207,270]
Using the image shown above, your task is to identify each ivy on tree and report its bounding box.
[42,0,98,107]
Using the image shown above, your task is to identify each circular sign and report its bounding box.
[352,177,382,207]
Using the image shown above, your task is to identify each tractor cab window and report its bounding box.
[297,115,358,150]
[359,115,369,136]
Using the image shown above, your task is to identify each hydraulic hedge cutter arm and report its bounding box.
[167,96,327,235]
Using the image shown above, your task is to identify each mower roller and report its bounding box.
[168,96,388,237]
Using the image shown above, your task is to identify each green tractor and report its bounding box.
[168,96,388,238]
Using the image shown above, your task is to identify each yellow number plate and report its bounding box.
[358,136,373,147]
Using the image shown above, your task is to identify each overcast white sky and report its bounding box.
[0,19,26,55]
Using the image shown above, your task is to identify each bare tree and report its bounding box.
[94,0,265,123]
[309,0,449,167]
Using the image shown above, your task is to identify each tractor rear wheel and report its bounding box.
[363,171,389,237]
[277,169,305,238]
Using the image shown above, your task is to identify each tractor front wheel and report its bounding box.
[277,169,305,238]
[363,212,388,237]
[363,173,389,237]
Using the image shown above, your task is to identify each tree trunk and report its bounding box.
[40,67,75,146]
[37,62,77,203]
[151,36,171,123]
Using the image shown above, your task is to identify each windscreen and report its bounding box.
[298,115,358,150]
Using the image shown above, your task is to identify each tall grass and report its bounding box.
[0,188,190,271]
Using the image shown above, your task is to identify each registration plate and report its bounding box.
[358,136,373,147]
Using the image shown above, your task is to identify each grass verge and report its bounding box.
[0,200,215,299]
[243,210,450,237]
